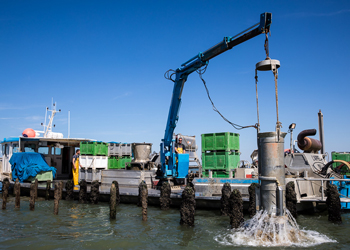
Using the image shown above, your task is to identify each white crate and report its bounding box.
[108,143,122,156]
[121,143,132,156]
[79,168,103,183]
[79,155,108,170]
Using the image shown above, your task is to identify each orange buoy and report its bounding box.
[22,128,36,137]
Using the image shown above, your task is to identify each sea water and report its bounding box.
[0,197,348,250]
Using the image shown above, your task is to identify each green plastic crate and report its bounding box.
[202,170,232,178]
[201,132,240,152]
[117,156,132,169]
[108,157,118,169]
[27,171,53,183]
[93,142,108,156]
[332,152,350,169]
[80,141,108,156]
[202,151,240,170]
[80,141,94,155]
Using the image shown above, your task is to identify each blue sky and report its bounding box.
[1,1,349,161]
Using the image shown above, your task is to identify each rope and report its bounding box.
[255,69,260,132]
[273,69,281,129]
[197,65,257,130]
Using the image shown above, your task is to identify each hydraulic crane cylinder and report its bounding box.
[258,131,287,216]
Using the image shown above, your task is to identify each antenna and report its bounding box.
[44,99,61,138]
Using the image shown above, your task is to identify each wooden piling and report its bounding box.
[220,183,231,216]
[248,183,259,218]
[29,183,35,211]
[160,181,171,210]
[286,181,297,218]
[34,179,38,200]
[112,181,120,206]
[65,180,74,201]
[137,181,143,207]
[90,180,100,204]
[110,183,117,219]
[326,184,342,224]
[58,181,63,200]
[139,181,148,221]
[14,178,21,209]
[79,180,87,204]
[229,189,244,229]
[45,180,51,200]
[2,178,10,210]
[54,183,60,215]
[180,185,196,226]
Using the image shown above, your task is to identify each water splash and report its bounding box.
[214,210,336,247]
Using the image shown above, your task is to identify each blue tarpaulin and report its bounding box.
[10,152,57,183]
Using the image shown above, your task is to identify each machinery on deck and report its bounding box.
[158,12,272,182]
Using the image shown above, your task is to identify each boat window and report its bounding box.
[51,147,62,155]
[2,144,8,156]
[24,147,35,153]
[24,144,36,153]
[55,148,61,155]
[38,147,49,155]
[13,144,19,153]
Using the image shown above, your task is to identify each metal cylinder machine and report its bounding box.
[255,57,287,216]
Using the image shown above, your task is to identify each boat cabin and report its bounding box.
[1,137,91,180]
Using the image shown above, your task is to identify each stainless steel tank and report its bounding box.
[258,131,287,215]
[132,143,152,163]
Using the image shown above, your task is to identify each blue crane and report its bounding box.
[158,13,272,182]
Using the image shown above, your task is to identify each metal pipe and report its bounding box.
[321,180,324,200]
[297,129,322,153]
[318,110,325,154]
[276,186,284,216]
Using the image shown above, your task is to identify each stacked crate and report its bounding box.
[201,132,240,178]
[108,142,132,169]
[79,141,108,182]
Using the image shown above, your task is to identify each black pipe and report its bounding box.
[297,129,316,148]
[297,129,322,153]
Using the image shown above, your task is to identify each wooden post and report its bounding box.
[65,180,74,201]
[34,179,38,200]
[14,178,21,209]
[29,183,35,211]
[58,181,63,200]
[326,184,342,224]
[112,181,120,206]
[220,183,231,216]
[286,181,297,218]
[248,183,259,218]
[229,189,244,229]
[2,178,10,210]
[90,180,100,204]
[45,180,51,200]
[79,180,87,204]
[160,181,171,210]
[139,181,148,221]
[110,183,117,219]
[54,183,60,215]
[180,185,196,226]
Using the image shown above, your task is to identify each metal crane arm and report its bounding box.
[163,12,271,147]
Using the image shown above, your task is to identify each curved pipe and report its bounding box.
[319,160,350,176]
[297,129,322,153]
[334,160,350,172]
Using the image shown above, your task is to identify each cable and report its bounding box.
[164,69,176,82]
[197,65,257,130]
